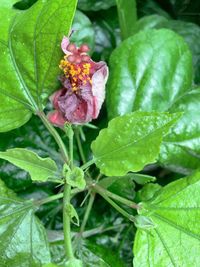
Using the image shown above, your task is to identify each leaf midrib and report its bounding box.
[0,154,57,175]
[8,14,38,111]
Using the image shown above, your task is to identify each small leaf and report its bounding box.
[134,171,200,267]
[64,166,86,190]
[66,204,80,226]
[134,215,156,230]
[91,112,181,176]
[0,148,58,182]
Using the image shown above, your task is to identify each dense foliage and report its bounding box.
[0,0,200,266]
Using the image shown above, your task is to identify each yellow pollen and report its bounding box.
[59,57,93,91]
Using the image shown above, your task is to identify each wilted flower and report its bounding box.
[48,36,108,126]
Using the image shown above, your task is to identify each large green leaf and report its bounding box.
[107,29,192,119]
[0,0,32,132]
[132,15,200,83]
[0,148,58,182]
[133,171,200,267]
[0,0,77,132]
[91,112,180,176]
[159,89,200,174]
[106,28,200,173]
[0,179,51,266]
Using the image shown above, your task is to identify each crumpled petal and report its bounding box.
[91,62,109,118]
[61,36,70,54]
[47,110,66,126]
[48,37,109,126]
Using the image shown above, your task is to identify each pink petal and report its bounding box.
[47,110,66,127]
[49,89,65,109]
[61,36,70,54]
[91,63,109,118]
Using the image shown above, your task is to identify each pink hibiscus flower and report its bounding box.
[48,36,109,126]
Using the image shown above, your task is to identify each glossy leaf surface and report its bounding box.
[160,89,200,174]
[0,0,77,132]
[132,14,200,83]
[0,180,51,266]
[0,148,58,182]
[107,29,192,118]
[91,112,180,176]
[134,171,200,267]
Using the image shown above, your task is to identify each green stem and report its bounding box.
[98,192,135,222]
[81,158,95,170]
[36,193,63,206]
[94,184,139,209]
[63,183,74,259]
[69,130,74,169]
[116,0,137,40]
[63,126,75,259]
[36,187,85,206]
[80,193,95,234]
[38,111,69,162]
[75,128,86,164]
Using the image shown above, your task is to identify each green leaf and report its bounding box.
[106,29,192,119]
[71,10,95,52]
[0,180,51,266]
[0,148,58,182]
[132,15,200,83]
[116,0,137,40]
[0,0,77,132]
[106,28,200,173]
[134,171,200,267]
[66,204,79,226]
[159,89,200,174]
[78,0,116,11]
[64,166,86,190]
[91,112,181,176]
[0,115,62,191]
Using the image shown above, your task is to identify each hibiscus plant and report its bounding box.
[0,0,200,266]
